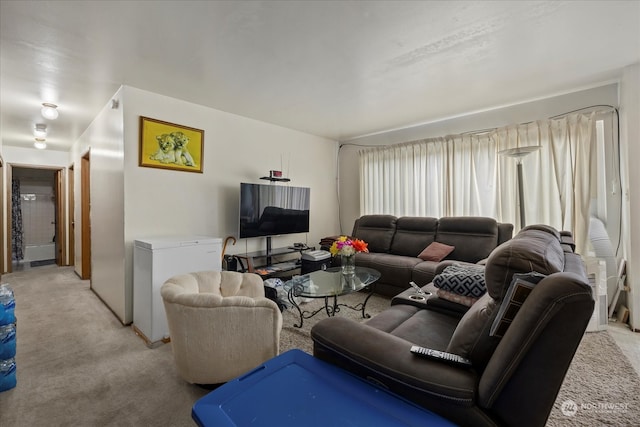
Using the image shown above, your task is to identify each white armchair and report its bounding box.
[161,270,282,384]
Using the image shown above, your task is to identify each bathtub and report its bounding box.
[24,243,56,262]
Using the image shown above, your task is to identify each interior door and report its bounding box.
[55,169,64,265]
[81,153,91,280]
[68,164,75,266]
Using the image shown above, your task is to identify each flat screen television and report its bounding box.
[239,182,310,239]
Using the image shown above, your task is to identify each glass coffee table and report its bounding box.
[284,267,381,328]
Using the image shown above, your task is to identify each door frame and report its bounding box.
[5,164,13,274]
[0,156,4,274]
[55,170,65,265]
[68,164,75,267]
[4,164,65,272]
[81,152,91,280]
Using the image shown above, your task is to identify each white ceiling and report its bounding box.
[1,1,639,152]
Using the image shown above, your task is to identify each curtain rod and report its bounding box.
[549,104,617,119]
[460,104,618,137]
[341,104,618,148]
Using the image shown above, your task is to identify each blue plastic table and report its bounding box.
[192,349,455,427]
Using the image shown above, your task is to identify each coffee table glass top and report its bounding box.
[285,267,381,298]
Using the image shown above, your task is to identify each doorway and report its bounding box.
[9,166,61,271]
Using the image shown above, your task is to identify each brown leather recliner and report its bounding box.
[311,225,594,427]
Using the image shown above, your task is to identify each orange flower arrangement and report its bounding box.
[329,236,369,257]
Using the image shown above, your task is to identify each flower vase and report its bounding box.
[341,254,356,275]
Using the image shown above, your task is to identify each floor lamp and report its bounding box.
[498,146,541,227]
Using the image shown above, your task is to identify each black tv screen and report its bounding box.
[239,183,310,239]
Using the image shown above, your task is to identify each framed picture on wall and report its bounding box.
[139,116,204,173]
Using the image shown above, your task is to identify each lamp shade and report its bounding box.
[498,146,541,159]
[34,138,47,149]
[34,124,47,138]
[41,103,59,120]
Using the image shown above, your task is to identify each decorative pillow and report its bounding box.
[418,242,455,262]
[436,289,479,307]
[489,272,546,337]
[433,263,486,297]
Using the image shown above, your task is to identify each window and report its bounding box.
[359,109,618,255]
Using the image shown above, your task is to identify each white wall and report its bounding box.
[338,83,620,233]
[70,86,126,320]
[619,63,640,331]
[2,146,70,167]
[86,86,339,324]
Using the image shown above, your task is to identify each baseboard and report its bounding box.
[131,324,171,348]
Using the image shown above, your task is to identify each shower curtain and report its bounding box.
[11,178,24,261]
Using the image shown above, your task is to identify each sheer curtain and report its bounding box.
[359,112,599,254]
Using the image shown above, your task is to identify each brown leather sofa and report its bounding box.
[344,215,513,296]
[311,225,594,427]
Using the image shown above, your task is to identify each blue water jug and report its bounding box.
[0,284,16,326]
[0,357,16,392]
[0,323,16,360]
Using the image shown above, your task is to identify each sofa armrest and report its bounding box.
[311,317,477,406]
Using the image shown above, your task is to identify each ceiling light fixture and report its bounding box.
[34,123,47,138]
[34,138,47,150]
[41,103,59,120]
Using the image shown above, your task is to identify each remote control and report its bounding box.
[410,345,472,367]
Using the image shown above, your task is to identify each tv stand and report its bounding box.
[233,241,315,278]
[266,236,273,265]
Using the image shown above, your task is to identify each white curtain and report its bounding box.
[359,112,599,254]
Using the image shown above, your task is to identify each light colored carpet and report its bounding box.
[0,266,638,426]
[547,330,640,426]
[279,290,391,355]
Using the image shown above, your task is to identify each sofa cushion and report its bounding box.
[484,229,565,300]
[389,216,438,257]
[435,217,499,263]
[433,263,486,297]
[418,241,455,262]
[352,215,397,253]
[366,305,459,351]
[446,293,499,363]
[497,223,515,246]
[355,252,420,291]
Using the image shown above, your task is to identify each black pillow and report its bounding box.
[433,263,486,297]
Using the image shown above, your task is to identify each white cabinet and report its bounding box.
[133,236,222,346]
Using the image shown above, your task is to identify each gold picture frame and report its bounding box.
[139,116,204,173]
